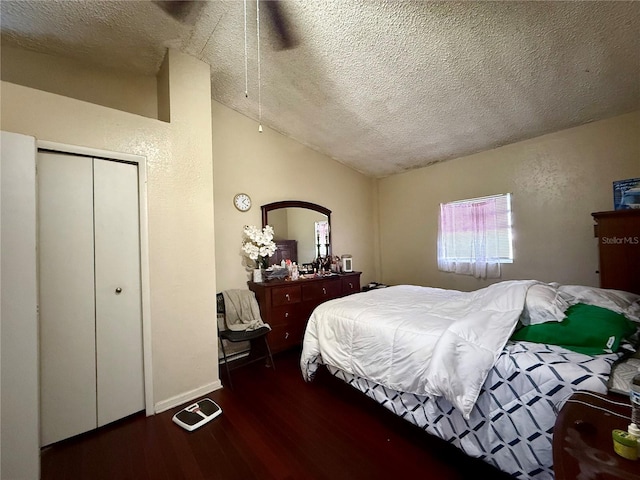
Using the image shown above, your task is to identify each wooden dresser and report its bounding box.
[592,210,640,295]
[553,391,636,480]
[248,272,361,353]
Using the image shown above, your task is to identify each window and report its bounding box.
[437,193,513,279]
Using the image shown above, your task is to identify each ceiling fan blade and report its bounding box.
[263,0,299,50]
[153,0,204,25]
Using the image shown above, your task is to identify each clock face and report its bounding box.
[233,193,251,212]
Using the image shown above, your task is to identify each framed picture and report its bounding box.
[613,177,640,210]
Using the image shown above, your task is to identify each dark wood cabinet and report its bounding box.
[273,240,298,265]
[592,210,640,295]
[248,272,361,353]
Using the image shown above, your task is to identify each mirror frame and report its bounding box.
[261,200,332,259]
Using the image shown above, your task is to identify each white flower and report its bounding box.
[242,225,277,267]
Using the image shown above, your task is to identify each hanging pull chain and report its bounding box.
[256,0,263,133]
[244,0,248,98]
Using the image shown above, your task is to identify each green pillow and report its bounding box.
[511,303,637,355]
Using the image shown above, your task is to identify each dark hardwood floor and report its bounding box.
[41,349,515,479]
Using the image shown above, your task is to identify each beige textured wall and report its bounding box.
[0,45,158,119]
[212,100,377,291]
[378,111,640,291]
[0,49,218,411]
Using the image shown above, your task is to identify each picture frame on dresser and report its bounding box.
[613,177,640,210]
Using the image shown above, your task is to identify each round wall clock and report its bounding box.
[233,193,252,212]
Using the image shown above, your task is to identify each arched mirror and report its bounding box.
[262,201,331,269]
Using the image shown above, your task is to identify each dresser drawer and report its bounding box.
[271,285,302,306]
[268,322,305,353]
[302,280,342,302]
[341,276,360,295]
[270,304,299,327]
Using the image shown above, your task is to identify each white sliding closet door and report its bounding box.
[94,159,144,427]
[38,152,144,446]
[39,152,97,446]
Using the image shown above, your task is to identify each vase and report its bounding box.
[257,256,269,270]
[253,268,263,283]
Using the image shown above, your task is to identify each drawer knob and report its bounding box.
[322,287,327,295]
[349,282,353,288]
[286,293,290,301]
[285,312,289,318]
[285,332,289,339]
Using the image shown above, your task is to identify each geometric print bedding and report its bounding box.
[317,341,621,480]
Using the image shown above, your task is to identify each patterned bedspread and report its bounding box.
[304,340,621,479]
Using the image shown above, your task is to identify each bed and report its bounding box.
[300,280,640,479]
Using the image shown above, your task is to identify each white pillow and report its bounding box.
[558,285,640,322]
[520,283,569,325]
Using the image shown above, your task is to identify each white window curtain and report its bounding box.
[437,194,512,279]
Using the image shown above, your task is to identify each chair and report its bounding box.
[216,292,275,388]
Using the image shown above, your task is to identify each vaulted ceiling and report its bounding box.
[2,1,639,177]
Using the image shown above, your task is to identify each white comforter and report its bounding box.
[300,280,537,419]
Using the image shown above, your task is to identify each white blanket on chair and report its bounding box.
[222,289,270,332]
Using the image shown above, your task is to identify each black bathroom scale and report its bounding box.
[172,398,222,431]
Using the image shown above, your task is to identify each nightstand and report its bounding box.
[553,391,640,479]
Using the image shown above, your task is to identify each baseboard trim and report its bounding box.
[154,380,224,414]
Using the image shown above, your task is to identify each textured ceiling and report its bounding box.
[1,1,639,177]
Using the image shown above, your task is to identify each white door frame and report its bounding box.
[37,140,154,416]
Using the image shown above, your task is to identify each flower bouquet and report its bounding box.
[241,225,277,277]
